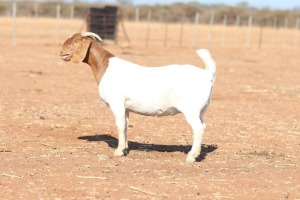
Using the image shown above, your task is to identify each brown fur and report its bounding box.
[83,42,114,85]
[60,33,114,85]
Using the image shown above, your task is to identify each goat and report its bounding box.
[60,32,216,162]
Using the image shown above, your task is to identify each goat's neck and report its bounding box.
[83,42,114,85]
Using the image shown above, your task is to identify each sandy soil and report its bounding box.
[0,17,299,199]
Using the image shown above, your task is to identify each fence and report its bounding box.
[127,8,300,49]
[1,2,300,49]
[86,6,119,40]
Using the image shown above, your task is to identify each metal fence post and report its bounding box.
[207,12,215,46]
[12,0,17,45]
[146,9,151,47]
[56,3,60,45]
[179,19,184,47]
[134,7,139,45]
[164,16,168,47]
[34,2,39,44]
[70,4,74,20]
[271,18,277,47]
[221,14,227,47]
[294,18,300,48]
[246,15,253,47]
[235,15,240,47]
[193,12,200,47]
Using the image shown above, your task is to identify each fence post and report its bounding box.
[221,14,227,47]
[246,15,252,47]
[70,4,74,20]
[12,0,17,45]
[206,12,215,46]
[146,9,151,47]
[134,7,139,45]
[192,12,200,47]
[258,21,264,49]
[34,2,39,44]
[163,16,168,47]
[282,18,288,48]
[294,18,300,48]
[271,18,277,47]
[179,19,184,47]
[236,15,240,26]
[235,15,240,47]
[56,3,60,45]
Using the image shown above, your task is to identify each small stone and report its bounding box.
[39,116,45,120]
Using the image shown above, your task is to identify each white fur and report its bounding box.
[99,49,216,162]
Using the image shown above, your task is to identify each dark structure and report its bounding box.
[86,6,119,41]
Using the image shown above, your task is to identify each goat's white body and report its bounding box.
[99,58,213,117]
[98,49,216,162]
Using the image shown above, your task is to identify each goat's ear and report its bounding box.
[71,37,91,63]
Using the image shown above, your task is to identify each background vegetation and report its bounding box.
[0,1,299,27]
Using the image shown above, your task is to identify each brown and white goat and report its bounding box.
[60,32,216,162]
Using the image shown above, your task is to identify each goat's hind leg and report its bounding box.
[184,113,206,162]
[125,111,129,150]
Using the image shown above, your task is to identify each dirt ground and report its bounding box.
[0,18,300,199]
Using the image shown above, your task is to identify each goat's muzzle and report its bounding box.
[60,51,71,61]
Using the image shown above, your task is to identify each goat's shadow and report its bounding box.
[78,134,218,162]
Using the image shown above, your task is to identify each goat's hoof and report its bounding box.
[186,156,196,162]
[114,149,125,156]
[186,151,199,162]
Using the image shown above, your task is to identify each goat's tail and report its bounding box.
[196,49,216,77]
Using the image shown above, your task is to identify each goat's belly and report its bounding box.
[125,102,180,117]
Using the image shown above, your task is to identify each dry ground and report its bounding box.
[0,17,299,199]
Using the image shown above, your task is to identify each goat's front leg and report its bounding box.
[113,108,129,157]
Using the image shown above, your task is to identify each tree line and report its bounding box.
[0,1,299,27]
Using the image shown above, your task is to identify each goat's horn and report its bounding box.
[81,32,103,42]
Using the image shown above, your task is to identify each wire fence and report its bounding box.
[1,2,300,49]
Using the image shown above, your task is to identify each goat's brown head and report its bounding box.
[60,32,103,63]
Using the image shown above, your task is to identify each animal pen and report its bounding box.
[86,6,118,41]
